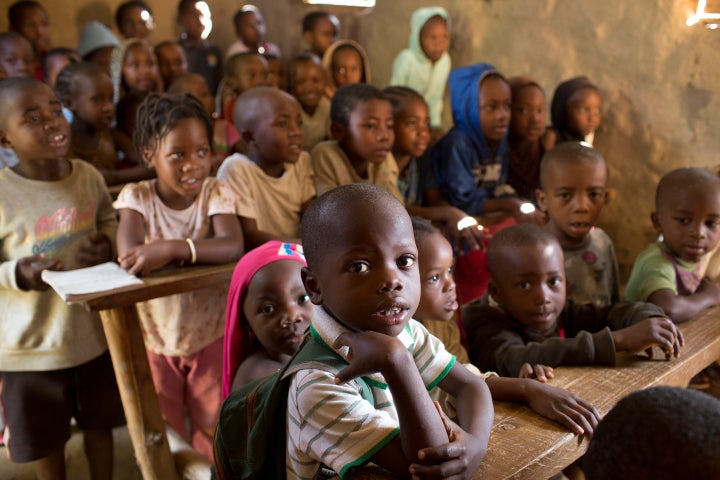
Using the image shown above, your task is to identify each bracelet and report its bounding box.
[185,238,197,264]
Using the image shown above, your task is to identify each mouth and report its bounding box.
[684,244,706,257]
[48,133,68,148]
[444,295,459,312]
[568,222,592,235]
[373,148,390,160]
[529,310,556,324]
[181,177,203,189]
[413,141,428,155]
[371,302,410,325]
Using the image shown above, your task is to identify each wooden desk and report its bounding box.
[474,307,720,479]
[80,263,236,480]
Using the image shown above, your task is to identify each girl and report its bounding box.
[222,241,313,397]
[549,75,602,146]
[321,39,370,98]
[109,38,159,104]
[114,93,243,460]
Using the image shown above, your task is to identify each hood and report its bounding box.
[449,62,508,159]
[109,38,145,104]
[408,7,450,60]
[550,75,598,140]
[321,39,372,90]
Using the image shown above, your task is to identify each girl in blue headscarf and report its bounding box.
[431,63,539,220]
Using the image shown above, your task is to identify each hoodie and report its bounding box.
[389,7,451,128]
[430,63,510,215]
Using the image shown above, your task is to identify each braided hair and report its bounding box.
[382,85,426,116]
[54,61,105,103]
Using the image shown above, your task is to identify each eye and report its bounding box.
[348,261,369,273]
[298,293,310,304]
[589,190,606,200]
[427,274,440,284]
[170,152,185,160]
[517,281,530,290]
[276,120,287,127]
[557,192,571,200]
[548,276,563,288]
[260,303,275,314]
[397,255,416,268]
[706,220,719,229]
[674,217,691,225]
[197,148,209,157]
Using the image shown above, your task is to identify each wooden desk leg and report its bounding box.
[99,306,180,480]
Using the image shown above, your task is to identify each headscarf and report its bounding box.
[109,38,157,104]
[222,241,307,398]
[550,75,599,143]
[321,39,372,92]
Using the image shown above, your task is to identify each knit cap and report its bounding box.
[77,21,119,58]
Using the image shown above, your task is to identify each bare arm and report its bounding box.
[647,280,720,323]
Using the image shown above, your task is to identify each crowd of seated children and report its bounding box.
[222,241,313,395]
[218,86,315,249]
[114,93,243,460]
[463,223,684,377]
[536,141,620,307]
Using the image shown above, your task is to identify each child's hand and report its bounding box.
[444,208,488,253]
[117,241,178,276]
[409,402,485,480]
[333,331,410,384]
[15,255,63,291]
[611,317,685,360]
[524,381,601,436]
[518,363,555,382]
[76,232,113,267]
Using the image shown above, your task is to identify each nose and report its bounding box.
[378,266,402,293]
[280,306,305,328]
[441,274,456,293]
[573,193,591,212]
[534,284,552,305]
[690,221,707,239]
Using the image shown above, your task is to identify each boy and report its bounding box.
[220,52,269,123]
[8,0,50,80]
[293,183,493,479]
[625,167,720,322]
[217,86,315,249]
[390,7,451,130]
[311,83,402,201]
[0,78,124,479]
[155,41,188,89]
[177,0,223,95]
[412,216,600,436]
[0,32,34,79]
[462,224,684,377]
[226,5,281,58]
[287,53,330,150]
[536,141,619,307]
[301,10,339,58]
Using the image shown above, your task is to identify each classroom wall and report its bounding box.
[1,0,718,279]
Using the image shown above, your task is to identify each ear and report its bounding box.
[301,266,323,306]
[487,280,500,306]
[535,188,548,212]
[241,129,254,145]
[0,131,11,149]
[651,212,661,233]
[330,122,345,141]
[302,31,313,47]
[61,95,74,110]
[142,148,155,167]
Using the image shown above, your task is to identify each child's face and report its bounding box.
[14,6,50,54]
[339,99,394,167]
[236,12,265,48]
[119,5,154,40]
[304,205,420,337]
[290,61,325,113]
[419,16,449,63]
[248,96,303,169]
[265,57,284,90]
[392,96,430,158]
[536,161,607,248]
[653,185,720,263]
[122,43,159,93]
[415,232,458,322]
[306,16,337,56]
[331,48,363,88]
[230,56,268,94]
[489,241,566,332]
[511,85,547,142]
[156,44,187,87]
[179,2,211,40]
[69,72,115,130]
[44,53,72,88]
[181,76,215,116]
[0,82,70,163]
[567,87,602,137]
[243,260,313,357]
[479,76,511,143]
[86,46,114,75]
[0,37,34,78]
[147,117,212,209]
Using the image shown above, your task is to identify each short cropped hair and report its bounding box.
[539,141,605,189]
[8,1,44,30]
[224,52,265,79]
[55,61,106,102]
[0,77,44,129]
[286,53,321,92]
[301,183,401,270]
[177,0,199,16]
[411,216,440,246]
[330,83,388,128]
[583,386,720,479]
[486,224,559,279]
[302,11,339,33]
[655,167,720,211]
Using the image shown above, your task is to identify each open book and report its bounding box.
[42,261,144,303]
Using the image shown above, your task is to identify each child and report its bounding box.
[389,7,451,131]
[222,241,313,395]
[301,10,339,58]
[226,5,281,58]
[217,86,315,249]
[549,75,602,146]
[507,76,548,201]
[109,38,160,103]
[114,93,244,460]
[292,183,493,478]
[321,39,370,98]
[177,0,223,96]
[263,53,284,90]
[42,47,80,88]
[412,217,600,436]
[76,20,120,75]
[311,83,402,201]
[154,41,188,89]
[0,77,124,479]
[0,32,34,78]
[625,167,720,321]
[8,0,50,80]
[536,141,619,307]
[582,386,720,479]
[167,73,239,170]
[219,52,269,123]
[287,53,329,150]
[430,63,542,223]
[462,223,684,377]
[115,0,155,41]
